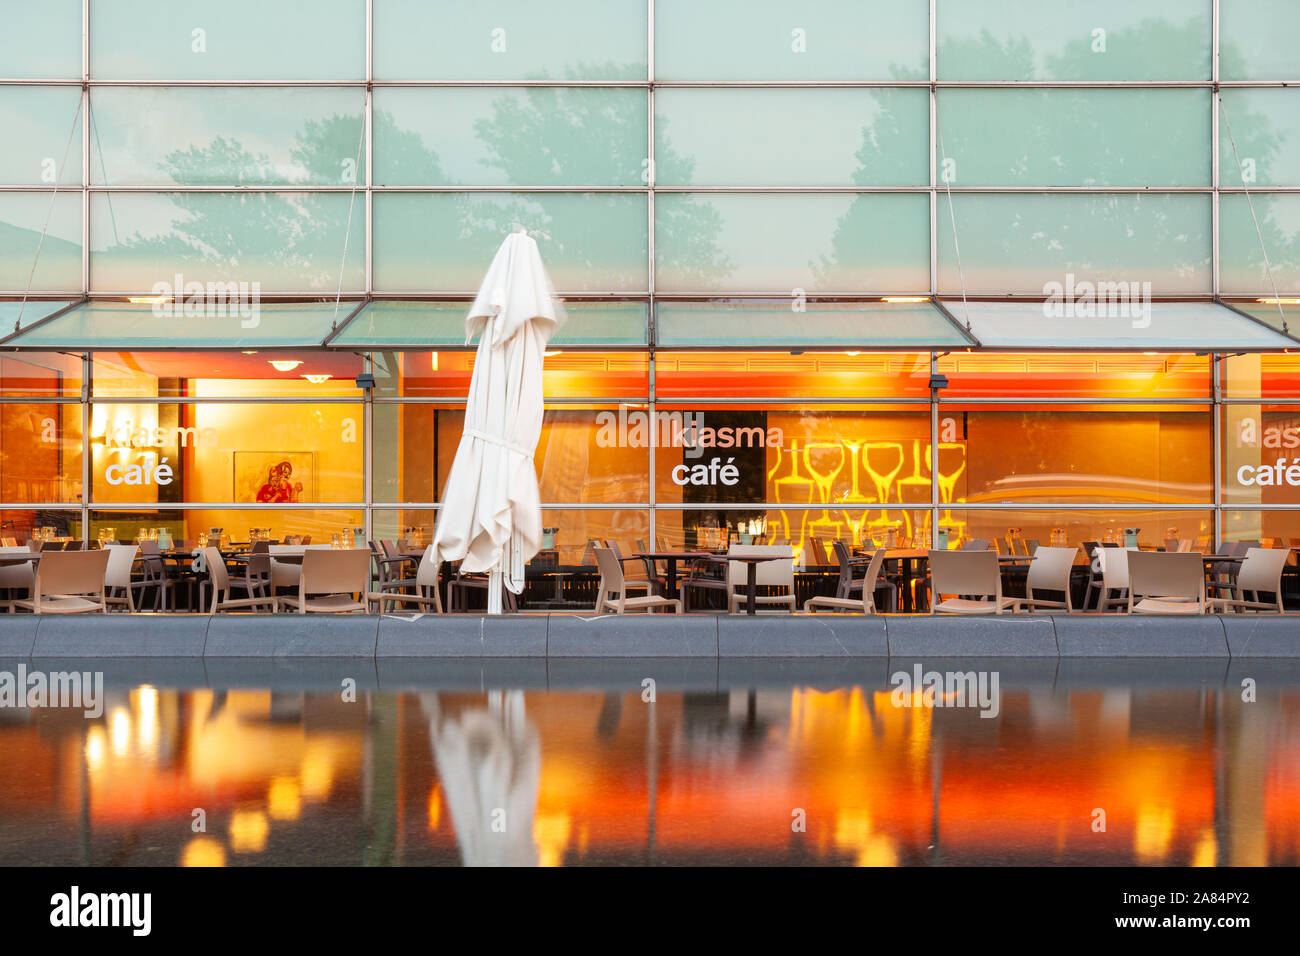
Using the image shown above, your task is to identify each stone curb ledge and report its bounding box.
[0,612,1295,659]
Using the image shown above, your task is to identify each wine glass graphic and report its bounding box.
[932,442,968,504]
[803,441,847,504]
[896,438,932,540]
[863,442,905,506]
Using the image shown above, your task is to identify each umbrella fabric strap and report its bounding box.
[465,428,531,458]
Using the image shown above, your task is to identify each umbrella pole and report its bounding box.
[487,568,504,615]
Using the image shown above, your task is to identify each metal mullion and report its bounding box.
[80,350,89,540]
[1213,354,1224,550]
[1212,0,1221,305]
[928,0,937,297]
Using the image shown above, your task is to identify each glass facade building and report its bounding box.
[3,0,1300,561]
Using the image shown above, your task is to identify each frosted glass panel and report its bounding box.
[374,0,647,81]
[90,0,365,80]
[936,0,1211,81]
[372,193,647,292]
[1218,89,1300,188]
[90,193,365,293]
[0,0,81,79]
[90,87,366,186]
[0,87,83,185]
[936,194,1211,294]
[655,0,928,81]
[374,87,645,186]
[655,88,928,187]
[1220,0,1300,80]
[938,89,1210,187]
[1220,194,1300,294]
[655,194,930,294]
[0,193,82,292]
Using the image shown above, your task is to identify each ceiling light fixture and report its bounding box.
[302,374,332,384]
[269,359,303,372]
[881,296,928,303]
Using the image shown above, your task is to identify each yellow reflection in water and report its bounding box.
[427,785,442,831]
[229,808,270,853]
[1134,805,1174,863]
[1192,828,1217,867]
[267,777,301,821]
[135,686,158,753]
[110,708,130,757]
[181,836,226,867]
[534,813,572,867]
[84,727,106,772]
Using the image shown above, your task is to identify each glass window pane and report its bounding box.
[374,0,646,81]
[655,352,931,399]
[338,301,647,348]
[536,508,649,569]
[954,405,1213,504]
[655,88,928,187]
[87,509,365,551]
[0,303,76,346]
[89,193,366,293]
[374,87,645,187]
[0,401,82,503]
[1222,405,1300,507]
[1220,194,1300,295]
[651,508,931,562]
[0,0,81,79]
[91,0,365,80]
[0,351,83,398]
[938,89,1209,187]
[0,192,82,292]
[1222,511,1300,552]
[937,194,1211,295]
[938,353,1211,400]
[1218,89,1300,188]
[90,87,365,186]
[0,87,83,185]
[372,193,647,292]
[936,0,1211,81]
[656,301,966,349]
[655,0,928,81]
[942,509,1214,554]
[91,350,362,398]
[371,351,648,399]
[89,403,364,504]
[1220,0,1300,81]
[656,193,929,294]
[1,509,81,544]
[1222,352,1300,399]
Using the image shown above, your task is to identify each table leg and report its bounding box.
[666,558,678,601]
[746,563,757,615]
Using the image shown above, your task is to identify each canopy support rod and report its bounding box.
[332,98,368,325]
[934,93,970,332]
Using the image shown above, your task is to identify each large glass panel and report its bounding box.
[655,352,931,399]
[1220,0,1300,81]
[90,87,366,186]
[1222,352,1300,399]
[89,193,366,293]
[0,192,82,292]
[1222,405,1300,507]
[90,0,365,81]
[91,350,362,398]
[655,0,928,81]
[942,509,1215,555]
[373,0,647,81]
[1220,194,1300,295]
[89,403,364,504]
[656,300,966,349]
[0,0,81,79]
[371,351,648,399]
[86,508,364,550]
[373,193,647,292]
[938,353,1211,400]
[0,87,83,185]
[937,194,1211,295]
[373,404,649,505]
[938,89,1209,187]
[0,509,81,543]
[0,351,83,398]
[953,405,1213,504]
[1222,510,1300,551]
[0,401,82,503]
[655,89,928,187]
[1218,89,1300,188]
[655,193,929,294]
[338,301,647,348]
[0,302,75,345]
[20,303,360,352]
[936,0,1211,81]
[374,87,645,187]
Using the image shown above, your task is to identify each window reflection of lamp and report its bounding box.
[268,360,302,372]
[429,351,438,372]
[301,374,332,384]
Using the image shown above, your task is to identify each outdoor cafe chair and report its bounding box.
[14,549,111,614]
[960,538,991,551]
[0,547,35,612]
[370,545,443,614]
[227,539,272,603]
[369,539,413,591]
[593,547,681,614]
[680,554,728,612]
[1209,547,1290,614]
[829,540,896,611]
[280,548,372,614]
[1086,546,1132,612]
[726,544,796,614]
[608,540,663,596]
[927,549,1016,615]
[103,544,140,612]
[806,548,886,614]
[1014,545,1079,613]
[203,546,278,613]
[1126,551,1206,615]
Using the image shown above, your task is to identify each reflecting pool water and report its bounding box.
[0,659,1297,866]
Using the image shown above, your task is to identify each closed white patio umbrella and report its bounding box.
[431,230,563,613]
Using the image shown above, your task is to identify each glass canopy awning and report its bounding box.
[333,300,648,348]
